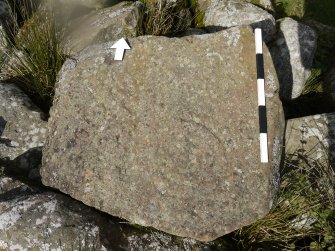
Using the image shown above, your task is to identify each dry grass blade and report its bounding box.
[141,0,192,36]
[234,123,335,250]
[0,0,68,112]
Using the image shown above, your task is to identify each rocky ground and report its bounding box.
[0,0,334,250]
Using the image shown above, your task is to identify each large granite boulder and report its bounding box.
[285,113,335,165]
[65,1,144,54]
[0,176,216,250]
[41,27,285,241]
[0,82,47,179]
[269,18,317,100]
[201,0,276,42]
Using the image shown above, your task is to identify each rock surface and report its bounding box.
[65,1,143,54]
[0,82,47,179]
[202,0,276,42]
[286,113,335,165]
[269,18,317,100]
[42,27,284,241]
[45,0,120,10]
[0,176,216,250]
[246,0,274,12]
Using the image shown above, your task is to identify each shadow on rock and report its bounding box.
[268,21,293,102]
[0,116,11,146]
[0,147,42,183]
[0,116,6,136]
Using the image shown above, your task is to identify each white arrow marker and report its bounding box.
[111,38,131,61]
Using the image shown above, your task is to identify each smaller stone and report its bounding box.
[0,82,47,177]
[43,0,120,11]
[0,183,214,250]
[246,0,274,12]
[0,176,27,195]
[285,112,335,165]
[269,18,317,100]
[65,1,144,54]
[202,0,276,42]
[56,0,121,9]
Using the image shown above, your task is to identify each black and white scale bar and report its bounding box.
[255,28,268,163]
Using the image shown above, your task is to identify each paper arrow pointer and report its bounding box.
[111,38,131,61]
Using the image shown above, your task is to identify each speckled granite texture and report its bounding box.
[41,27,284,241]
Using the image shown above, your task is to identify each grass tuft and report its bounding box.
[234,126,335,250]
[302,68,323,95]
[0,0,68,113]
[140,0,193,36]
[273,0,305,19]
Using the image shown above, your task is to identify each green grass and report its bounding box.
[0,0,67,113]
[272,0,335,25]
[273,0,305,19]
[304,0,335,27]
[302,68,323,95]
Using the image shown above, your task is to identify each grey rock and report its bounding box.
[65,1,144,54]
[0,176,29,195]
[41,27,284,241]
[0,82,47,177]
[285,113,335,165]
[40,0,122,33]
[0,176,215,250]
[43,0,121,11]
[202,0,276,42]
[55,0,121,9]
[246,0,274,12]
[269,18,317,100]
